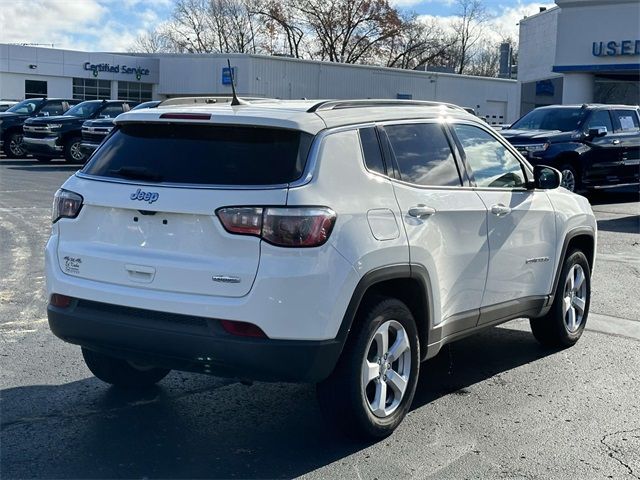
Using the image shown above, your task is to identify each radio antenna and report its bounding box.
[227,59,247,106]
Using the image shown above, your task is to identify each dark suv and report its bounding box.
[22,100,136,163]
[501,104,640,192]
[0,98,79,158]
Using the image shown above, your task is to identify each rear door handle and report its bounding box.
[490,204,512,217]
[408,205,436,218]
[612,140,621,145]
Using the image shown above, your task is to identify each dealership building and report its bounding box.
[518,0,640,114]
[0,45,518,123]
[1,0,637,121]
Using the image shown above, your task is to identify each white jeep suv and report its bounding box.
[46,99,596,438]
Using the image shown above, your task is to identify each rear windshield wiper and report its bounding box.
[109,166,163,182]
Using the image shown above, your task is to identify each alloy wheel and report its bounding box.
[561,169,576,192]
[9,134,25,156]
[70,142,85,162]
[563,264,587,333]
[361,319,412,418]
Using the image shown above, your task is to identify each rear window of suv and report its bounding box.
[82,123,313,185]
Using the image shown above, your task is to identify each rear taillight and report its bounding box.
[216,207,263,236]
[52,189,83,223]
[216,207,336,247]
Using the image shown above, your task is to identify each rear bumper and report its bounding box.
[48,298,343,383]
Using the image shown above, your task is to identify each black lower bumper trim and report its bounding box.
[48,300,343,383]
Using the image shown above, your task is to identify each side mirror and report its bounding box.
[533,165,561,190]
[587,126,607,139]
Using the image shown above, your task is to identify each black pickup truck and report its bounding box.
[80,100,160,156]
[0,98,79,158]
[22,99,136,163]
[501,104,640,192]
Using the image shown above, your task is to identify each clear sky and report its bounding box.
[0,0,555,52]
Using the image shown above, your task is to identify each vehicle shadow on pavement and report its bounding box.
[1,325,556,479]
[597,215,640,234]
[587,189,639,206]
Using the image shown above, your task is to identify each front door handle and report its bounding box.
[408,205,436,218]
[490,204,512,217]
[612,139,621,145]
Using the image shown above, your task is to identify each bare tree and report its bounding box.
[131,0,511,79]
[450,0,489,74]
[164,0,218,53]
[130,29,174,53]
[297,0,402,64]
[465,39,499,77]
[384,15,454,70]
[157,0,265,54]
[253,0,307,58]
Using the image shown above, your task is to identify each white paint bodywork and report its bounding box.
[45,105,596,344]
[474,189,557,308]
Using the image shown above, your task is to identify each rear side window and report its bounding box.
[384,123,461,187]
[83,124,313,185]
[359,127,385,175]
[614,110,640,132]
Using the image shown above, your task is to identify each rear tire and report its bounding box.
[82,347,170,388]
[316,296,420,439]
[64,136,86,164]
[530,250,591,348]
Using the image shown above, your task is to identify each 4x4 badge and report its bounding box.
[130,188,159,204]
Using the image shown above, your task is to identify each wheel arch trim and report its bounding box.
[335,264,433,361]
[549,227,595,304]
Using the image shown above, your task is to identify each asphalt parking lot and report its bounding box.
[1,158,639,479]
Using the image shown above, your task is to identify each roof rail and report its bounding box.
[158,96,278,107]
[306,99,467,113]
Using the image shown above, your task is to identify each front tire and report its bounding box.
[82,347,170,388]
[64,137,87,164]
[559,164,579,192]
[530,250,591,347]
[4,132,26,158]
[317,296,420,439]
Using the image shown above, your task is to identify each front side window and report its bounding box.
[39,101,65,117]
[384,123,461,187]
[98,104,126,118]
[614,110,640,132]
[585,110,613,133]
[453,124,526,189]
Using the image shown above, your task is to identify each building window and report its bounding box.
[73,78,111,100]
[118,81,152,102]
[25,80,47,98]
